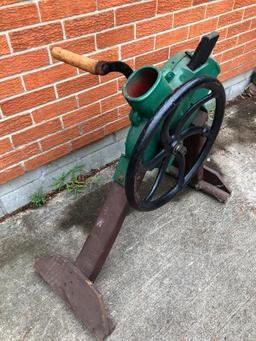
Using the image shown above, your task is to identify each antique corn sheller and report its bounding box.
[35,32,231,340]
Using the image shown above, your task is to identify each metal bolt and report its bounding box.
[172,142,187,155]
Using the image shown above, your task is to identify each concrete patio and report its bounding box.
[0,94,255,341]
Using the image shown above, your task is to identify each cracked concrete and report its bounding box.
[0,95,255,341]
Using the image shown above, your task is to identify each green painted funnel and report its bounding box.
[122,65,171,118]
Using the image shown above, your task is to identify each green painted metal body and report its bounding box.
[113,51,221,186]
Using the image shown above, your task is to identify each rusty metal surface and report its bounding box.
[203,164,231,194]
[194,165,231,203]
[75,182,129,282]
[188,112,231,202]
[34,256,114,341]
[168,110,231,202]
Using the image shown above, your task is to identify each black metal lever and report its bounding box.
[188,31,219,71]
[96,61,133,79]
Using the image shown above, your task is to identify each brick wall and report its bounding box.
[0,0,255,185]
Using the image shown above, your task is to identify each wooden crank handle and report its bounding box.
[51,47,133,78]
[51,47,99,74]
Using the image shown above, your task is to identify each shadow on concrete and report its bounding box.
[58,182,112,232]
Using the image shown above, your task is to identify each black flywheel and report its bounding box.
[125,76,226,211]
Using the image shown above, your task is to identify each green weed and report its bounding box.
[30,190,48,207]
[51,164,93,196]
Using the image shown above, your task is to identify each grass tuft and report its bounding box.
[30,190,48,207]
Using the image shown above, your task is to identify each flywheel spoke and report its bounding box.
[179,125,210,140]
[175,93,214,134]
[143,148,168,170]
[145,156,170,201]
[175,152,186,190]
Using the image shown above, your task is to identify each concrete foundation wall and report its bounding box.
[0,68,254,217]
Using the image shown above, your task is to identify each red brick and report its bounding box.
[121,37,154,59]
[222,45,245,61]
[218,10,244,27]
[0,0,24,5]
[193,0,214,4]
[105,116,130,135]
[156,26,189,48]
[135,48,169,68]
[136,14,173,38]
[57,74,99,98]
[98,0,134,9]
[227,20,252,37]
[39,0,96,21]
[237,59,256,72]
[65,11,114,39]
[238,29,256,44]
[219,28,228,40]
[158,0,192,14]
[0,49,49,79]
[189,17,218,38]
[52,36,95,59]
[214,36,238,54]
[0,113,32,135]
[118,75,128,91]
[89,48,119,61]
[32,97,77,123]
[12,118,62,147]
[10,23,63,52]
[0,3,39,31]
[81,109,118,133]
[218,71,232,82]
[0,77,23,100]
[206,0,234,17]
[116,1,156,25]
[250,18,256,29]
[101,92,126,112]
[41,126,80,150]
[231,52,251,67]
[100,71,121,85]
[78,81,117,108]
[62,103,100,127]
[24,64,76,91]
[118,104,130,117]
[220,61,253,81]
[0,165,24,185]
[0,138,12,155]
[244,39,256,52]
[72,128,104,151]
[220,61,231,73]
[213,53,223,64]
[169,37,200,55]
[234,0,255,8]
[0,143,40,171]
[1,87,56,116]
[244,5,256,18]
[174,6,206,27]
[25,144,70,171]
[0,35,10,56]
[97,25,134,49]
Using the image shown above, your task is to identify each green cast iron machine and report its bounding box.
[35,32,231,340]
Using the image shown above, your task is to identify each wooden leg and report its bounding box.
[35,182,129,340]
[75,182,129,282]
